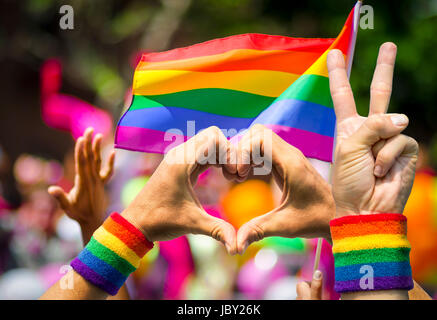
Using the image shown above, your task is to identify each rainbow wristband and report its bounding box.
[330,213,413,293]
[71,212,153,295]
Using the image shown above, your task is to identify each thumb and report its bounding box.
[196,212,237,255]
[310,270,323,300]
[350,113,409,147]
[236,211,281,254]
[48,186,71,212]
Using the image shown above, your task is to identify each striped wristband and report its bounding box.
[330,213,413,293]
[71,212,153,295]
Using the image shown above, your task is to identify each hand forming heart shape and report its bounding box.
[121,125,335,255]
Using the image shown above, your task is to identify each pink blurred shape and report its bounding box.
[40,59,113,139]
[237,259,288,299]
[159,236,195,299]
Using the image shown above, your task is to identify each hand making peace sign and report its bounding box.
[327,42,419,217]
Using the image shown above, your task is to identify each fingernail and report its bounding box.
[313,270,322,280]
[374,165,383,176]
[391,114,408,126]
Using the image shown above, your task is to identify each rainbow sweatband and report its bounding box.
[330,213,413,293]
[71,212,153,295]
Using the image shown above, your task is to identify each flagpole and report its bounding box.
[313,0,362,276]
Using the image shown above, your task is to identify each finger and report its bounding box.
[101,150,116,183]
[372,139,386,157]
[74,137,87,180]
[349,113,409,147]
[236,124,272,179]
[236,133,255,179]
[236,210,281,254]
[48,186,71,212]
[83,127,97,182]
[310,270,323,300]
[373,135,419,177]
[191,127,236,179]
[327,49,357,122]
[92,133,103,174]
[296,282,311,300]
[195,212,237,255]
[369,42,397,115]
[221,166,238,181]
[83,127,94,162]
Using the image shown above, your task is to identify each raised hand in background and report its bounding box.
[48,127,115,244]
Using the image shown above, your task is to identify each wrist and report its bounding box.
[120,208,153,242]
[341,290,409,300]
[330,213,413,295]
[71,212,153,295]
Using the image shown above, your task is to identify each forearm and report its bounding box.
[342,290,408,300]
[40,270,109,300]
[408,281,432,300]
[41,213,151,300]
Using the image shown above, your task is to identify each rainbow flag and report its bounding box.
[115,5,358,162]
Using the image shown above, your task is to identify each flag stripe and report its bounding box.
[130,74,332,117]
[138,49,324,73]
[141,34,336,62]
[130,90,275,117]
[120,99,335,137]
[114,125,333,162]
[133,70,301,97]
[116,8,356,162]
[275,74,333,108]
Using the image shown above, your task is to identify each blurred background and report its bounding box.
[0,0,437,299]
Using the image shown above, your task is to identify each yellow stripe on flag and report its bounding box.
[133,69,300,97]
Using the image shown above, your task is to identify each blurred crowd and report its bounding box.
[1,0,437,300]
[1,118,437,299]
[0,135,337,299]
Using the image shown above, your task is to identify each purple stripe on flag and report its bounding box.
[265,124,333,162]
[71,258,119,295]
[115,125,333,162]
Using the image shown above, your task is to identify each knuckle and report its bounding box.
[371,82,392,95]
[406,136,419,153]
[368,114,386,130]
[207,126,221,135]
[376,152,390,165]
[331,85,352,97]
